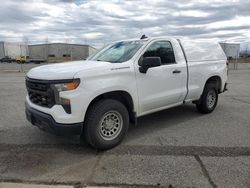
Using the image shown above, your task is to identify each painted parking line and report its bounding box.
[0,183,119,188]
[0,183,74,188]
[86,187,117,188]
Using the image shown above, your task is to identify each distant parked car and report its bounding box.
[0,56,14,63]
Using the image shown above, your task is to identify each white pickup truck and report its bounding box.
[25,36,228,149]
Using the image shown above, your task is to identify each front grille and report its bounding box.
[26,78,55,108]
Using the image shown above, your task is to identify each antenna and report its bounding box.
[140,34,147,39]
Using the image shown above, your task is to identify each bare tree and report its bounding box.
[22,36,29,57]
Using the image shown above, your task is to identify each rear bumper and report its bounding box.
[25,102,83,136]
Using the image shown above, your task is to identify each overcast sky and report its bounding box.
[0,0,250,47]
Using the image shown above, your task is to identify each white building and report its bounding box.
[0,42,28,59]
[219,42,240,59]
[28,43,96,63]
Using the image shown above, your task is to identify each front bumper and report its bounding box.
[25,102,83,135]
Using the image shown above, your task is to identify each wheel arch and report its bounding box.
[194,75,222,104]
[204,75,222,93]
[85,90,136,124]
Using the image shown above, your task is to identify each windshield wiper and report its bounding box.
[95,59,118,63]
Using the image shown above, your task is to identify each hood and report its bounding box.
[26,60,111,80]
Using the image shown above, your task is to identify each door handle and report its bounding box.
[172,70,181,74]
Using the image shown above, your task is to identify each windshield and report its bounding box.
[89,41,145,63]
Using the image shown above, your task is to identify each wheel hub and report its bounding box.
[104,119,115,130]
[207,90,216,109]
[99,111,123,140]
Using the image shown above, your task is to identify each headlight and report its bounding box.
[53,79,80,92]
[51,79,80,114]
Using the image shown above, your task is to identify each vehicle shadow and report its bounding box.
[125,103,202,142]
[6,103,203,154]
[52,103,202,151]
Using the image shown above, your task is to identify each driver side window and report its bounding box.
[143,41,176,65]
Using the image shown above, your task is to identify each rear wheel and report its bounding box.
[196,83,218,113]
[83,99,129,150]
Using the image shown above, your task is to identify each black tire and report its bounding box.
[83,99,129,150]
[196,83,218,114]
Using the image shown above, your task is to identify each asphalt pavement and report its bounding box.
[0,63,250,188]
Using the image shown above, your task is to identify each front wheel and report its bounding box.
[196,83,218,114]
[83,99,129,150]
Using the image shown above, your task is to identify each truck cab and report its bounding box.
[25,36,227,150]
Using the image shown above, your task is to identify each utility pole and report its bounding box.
[70,44,73,61]
[20,36,29,72]
[45,36,49,64]
[246,43,249,57]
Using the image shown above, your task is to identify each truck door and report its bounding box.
[135,40,187,115]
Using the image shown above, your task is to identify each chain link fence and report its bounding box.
[0,62,48,72]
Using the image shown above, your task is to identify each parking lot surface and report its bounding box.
[0,63,250,188]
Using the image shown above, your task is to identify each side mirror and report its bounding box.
[138,57,161,73]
